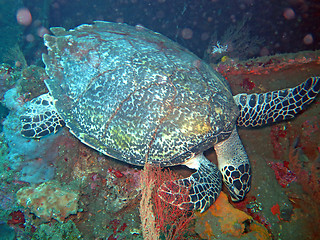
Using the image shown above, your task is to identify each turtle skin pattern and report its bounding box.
[220,163,251,201]
[215,128,251,202]
[158,154,222,213]
[20,93,65,138]
[235,77,320,127]
[42,21,239,167]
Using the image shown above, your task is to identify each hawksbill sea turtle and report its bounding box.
[20,21,320,212]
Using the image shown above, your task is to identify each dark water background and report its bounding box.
[1,0,319,66]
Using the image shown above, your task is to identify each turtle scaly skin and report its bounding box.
[20,21,320,212]
[235,77,320,127]
[20,93,65,138]
[158,154,222,211]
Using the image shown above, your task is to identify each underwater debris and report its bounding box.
[214,49,320,77]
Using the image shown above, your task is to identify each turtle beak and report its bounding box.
[226,176,251,202]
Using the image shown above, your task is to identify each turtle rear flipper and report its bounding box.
[235,76,320,127]
[20,93,65,138]
[158,154,222,213]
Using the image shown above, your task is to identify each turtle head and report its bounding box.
[221,163,251,201]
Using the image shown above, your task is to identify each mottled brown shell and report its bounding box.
[42,21,239,166]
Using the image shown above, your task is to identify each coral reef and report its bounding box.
[16,181,79,222]
[0,64,47,102]
[7,210,25,229]
[0,65,58,187]
[18,65,48,101]
[288,145,320,204]
[214,50,320,83]
[2,87,58,184]
[0,64,20,100]
[48,133,142,239]
[31,220,82,240]
[195,192,271,239]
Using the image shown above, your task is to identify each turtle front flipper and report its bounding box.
[158,154,222,213]
[234,76,320,127]
[20,93,65,138]
[214,128,251,202]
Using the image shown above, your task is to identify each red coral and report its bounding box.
[288,147,320,239]
[240,78,256,90]
[107,219,127,239]
[107,234,117,240]
[269,161,296,188]
[289,147,320,203]
[147,165,195,239]
[301,120,319,138]
[270,125,288,159]
[118,223,127,232]
[109,219,120,234]
[7,210,25,228]
[108,168,124,178]
[271,203,281,221]
[113,170,124,178]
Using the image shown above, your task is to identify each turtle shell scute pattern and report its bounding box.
[42,21,239,166]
